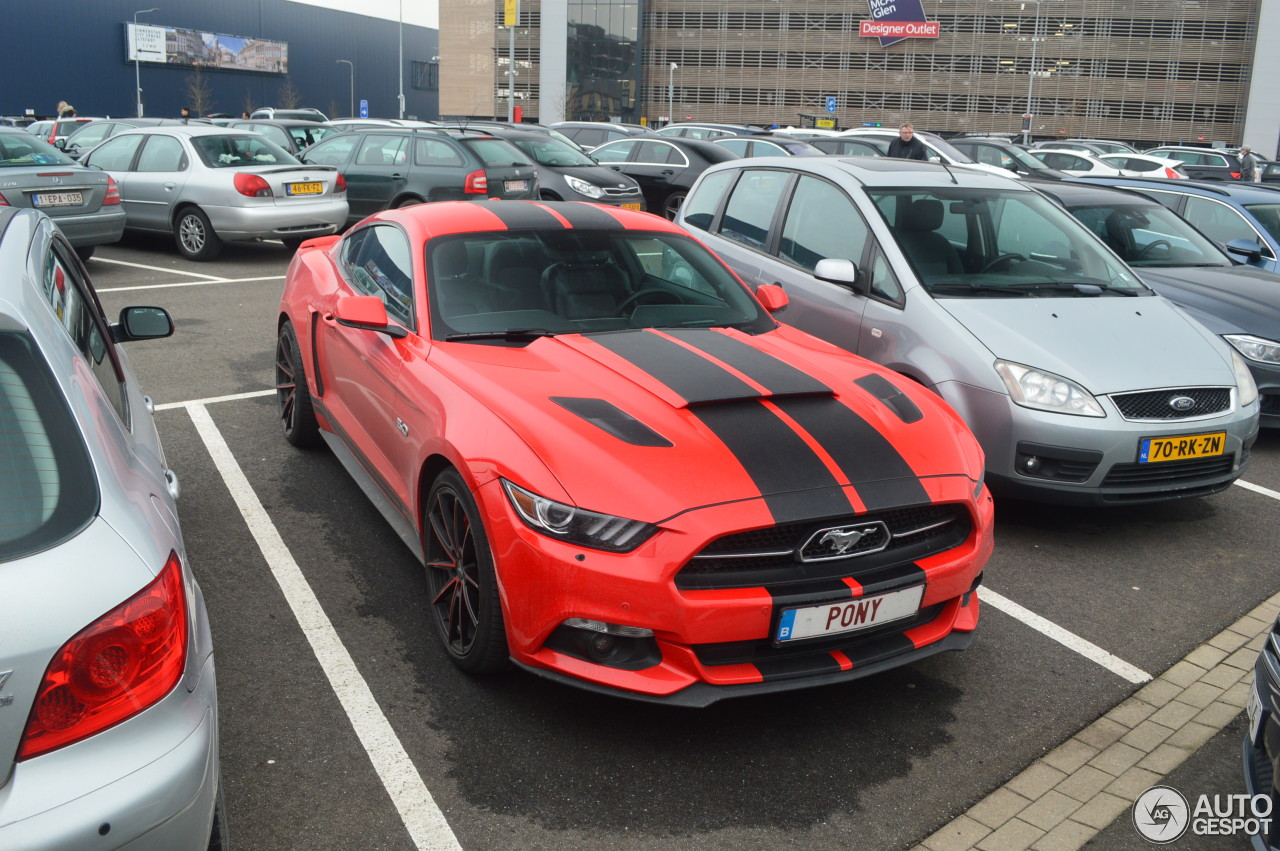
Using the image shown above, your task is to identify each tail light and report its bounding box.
[103,176,121,205]
[234,173,273,198]
[1231,172,1242,180]
[0,193,8,206]
[19,552,189,760]
[464,170,488,194]
[334,173,347,193]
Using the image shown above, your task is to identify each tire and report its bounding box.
[393,195,425,209]
[539,191,561,201]
[281,237,305,251]
[207,775,229,851]
[275,322,321,448]
[662,191,687,220]
[423,469,508,674]
[73,245,95,262]
[175,207,223,261]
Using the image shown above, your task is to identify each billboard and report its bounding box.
[125,22,288,74]
[862,0,937,48]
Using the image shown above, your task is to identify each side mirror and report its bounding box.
[755,283,789,312]
[813,258,859,289]
[113,306,174,343]
[1224,238,1264,263]
[333,295,408,338]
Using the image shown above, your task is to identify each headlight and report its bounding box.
[1225,333,1280,365]
[1229,350,1260,407]
[994,360,1106,417]
[565,176,606,199]
[502,480,657,552]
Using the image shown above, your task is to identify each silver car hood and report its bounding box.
[936,295,1233,394]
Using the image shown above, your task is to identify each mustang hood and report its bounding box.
[937,295,1234,394]
[434,327,978,523]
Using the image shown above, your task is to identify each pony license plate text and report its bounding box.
[776,585,923,643]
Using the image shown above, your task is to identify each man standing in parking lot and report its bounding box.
[888,123,928,160]
[1241,146,1259,182]
[180,106,191,122]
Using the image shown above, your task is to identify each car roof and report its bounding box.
[704,154,1025,188]
[361,199,685,240]
[1075,175,1280,201]
[1022,179,1160,207]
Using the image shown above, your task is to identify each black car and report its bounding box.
[226,119,341,155]
[300,128,539,226]
[589,136,739,219]
[1032,179,1280,426]
[453,127,644,209]
[711,134,825,158]
[1245,608,1279,851]
[808,136,887,157]
[950,138,1072,180]
[549,121,657,149]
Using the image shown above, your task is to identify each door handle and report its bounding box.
[164,183,176,190]
[391,173,404,180]
[661,170,675,175]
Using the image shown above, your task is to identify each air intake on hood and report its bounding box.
[552,397,673,447]
[854,374,923,424]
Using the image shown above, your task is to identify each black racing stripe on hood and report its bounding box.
[482,203,566,230]
[590,329,760,404]
[771,396,929,510]
[854,373,923,424]
[664,328,832,397]
[551,397,673,447]
[692,401,851,523]
[554,202,624,229]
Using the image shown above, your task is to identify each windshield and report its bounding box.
[427,229,772,341]
[870,188,1149,297]
[0,133,74,167]
[510,136,597,167]
[1244,204,1280,243]
[1067,203,1230,267]
[919,135,976,163]
[191,134,298,168]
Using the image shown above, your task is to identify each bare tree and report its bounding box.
[328,99,340,122]
[243,90,256,117]
[185,66,215,117]
[277,77,302,109]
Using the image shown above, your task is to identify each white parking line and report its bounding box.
[97,275,286,293]
[982,588,1152,684]
[94,257,228,281]
[1236,478,1280,501]
[185,403,461,851]
[155,389,274,412]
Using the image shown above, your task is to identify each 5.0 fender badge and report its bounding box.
[0,670,12,707]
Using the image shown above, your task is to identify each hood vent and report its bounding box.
[854,374,923,424]
[552,397,673,447]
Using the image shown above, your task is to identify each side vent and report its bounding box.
[551,397,673,447]
[854,374,923,424]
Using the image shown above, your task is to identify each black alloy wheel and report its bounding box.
[275,323,321,447]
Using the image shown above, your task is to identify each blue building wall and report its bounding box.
[2,0,439,121]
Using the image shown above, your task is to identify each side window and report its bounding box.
[868,249,904,302]
[256,124,292,148]
[717,139,750,157]
[414,137,465,166]
[69,122,115,149]
[573,129,604,147]
[356,135,408,166]
[592,140,636,163]
[341,225,415,325]
[682,169,735,231]
[304,134,358,167]
[83,134,144,171]
[43,243,128,424]
[636,141,686,165]
[718,169,790,251]
[134,135,186,172]
[778,175,871,273]
[1183,197,1268,253]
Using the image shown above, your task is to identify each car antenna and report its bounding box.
[938,161,960,185]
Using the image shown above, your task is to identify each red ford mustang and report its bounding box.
[276,200,994,706]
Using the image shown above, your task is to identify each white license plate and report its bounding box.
[504,180,528,193]
[776,585,924,643]
[1247,677,1266,746]
[34,191,83,208]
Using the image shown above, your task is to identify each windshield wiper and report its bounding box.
[444,328,557,342]
[927,283,1032,296]
[1005,282,1140,296]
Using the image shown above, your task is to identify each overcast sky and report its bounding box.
[289,0,439,30]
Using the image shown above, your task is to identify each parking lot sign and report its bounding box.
[825,97,837,113]
[359,99,369,118]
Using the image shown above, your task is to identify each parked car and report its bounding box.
[550,121,657,149]
[712,134,826,158]
[1030,139,1122,157]
[1262,161,1280,184]
[949,138,1072,180]
[300,127,539,226]
[0,206,224,848]
[1028,149,1124,177]
[0,115,36,128]
[60,118,191,161]
[433,120,583,151]
[588,135,739,219]
[1072,176,1280,274]
[1094,153,1188,179]
[275,200,993,705]
[1032,179,1280,427]
[656,122,762,139]
[327,118,440,132]
[678,156,1260,504]
[1144,146,1247,181]
[26,117,100,146]
[0,127,124,260]
[834,129,1014,178]
[80,125,348,260]
[1061,138,1138,155]
[1244,607,1279,850]
[809,137,889,157]
[249,106,330,123]
[227,118,341,155]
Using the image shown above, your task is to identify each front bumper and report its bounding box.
[478,474,993,706]
[1244,616,1280,851]
[204,198,348,241]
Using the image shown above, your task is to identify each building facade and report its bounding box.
[441,0,1279,152]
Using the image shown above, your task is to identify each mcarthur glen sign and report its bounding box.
[861,0,939,47]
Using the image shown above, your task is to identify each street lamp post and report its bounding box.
[397,0,405,120]
[336,59,354,118]
[1023,0,1044,145]
[133,8,158,118]
[668,62,677,126]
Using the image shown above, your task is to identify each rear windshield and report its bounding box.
[459,137,530,167]
[0,133,73,167]
[190,134,298,168]
[0,331,97,561]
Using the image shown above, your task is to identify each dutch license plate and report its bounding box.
[776,585,923,643]
[1247,677,1266,746]
[622,202,642,211]
[1139,431,1227,463]
[286,182,323,196]
[34,191,83,208]
[505,180,528,193]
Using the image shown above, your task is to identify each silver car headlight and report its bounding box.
[994,360,1106,417]
[1225,333,1280,365]
[565,176,606,199]
[502,480,657,552]
[1228,349,1260,407]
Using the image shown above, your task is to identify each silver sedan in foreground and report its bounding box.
[0,208,224,848]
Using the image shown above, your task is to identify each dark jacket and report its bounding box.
[887,135,928,160]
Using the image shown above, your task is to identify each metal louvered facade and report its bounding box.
[441,0,1271,148]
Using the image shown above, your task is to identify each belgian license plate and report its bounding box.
[622,202,642,211]
[34,191,83,208]
[1139,431,1227,463]
[505,180,528,193]
[776,585,923,643]
[1247,677,1266,746]
[286,182,322,196]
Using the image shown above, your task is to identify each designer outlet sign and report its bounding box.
[861,0,940,47]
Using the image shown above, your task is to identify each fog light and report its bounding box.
[588,633,617,659]
[547,619,662,670]
[563,617,654,638]
[1023,455,1041,473]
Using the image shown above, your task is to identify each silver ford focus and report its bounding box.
[0,208,224,847]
